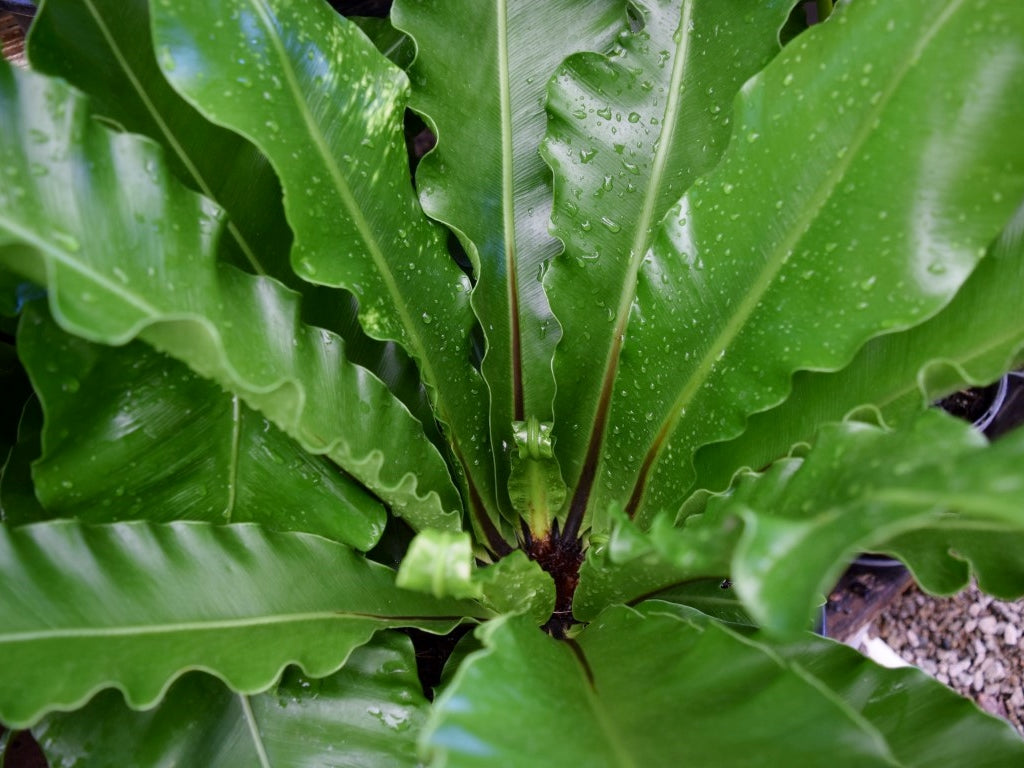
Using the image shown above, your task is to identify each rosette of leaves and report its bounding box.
[2,0,1024,764]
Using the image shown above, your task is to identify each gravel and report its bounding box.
[865,583,1024,736]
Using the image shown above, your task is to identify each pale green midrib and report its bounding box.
[627,0,695,264]
[571,2,694,501]
[0,216,158,318]
[222,395,242,522]
[239,695,273,768]
[702,621,900,763]
[4,216,449,512]
[81,0,265,277]
[496,0,522,415]
[869,487,1022,517]
[635,0,967,497]
[604,1,697,338]
[0,610,440,643]
[568,646,638,768]
[246,0,440,394]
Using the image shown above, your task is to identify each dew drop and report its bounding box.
[600,216,621,233]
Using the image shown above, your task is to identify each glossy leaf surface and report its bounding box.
[588,0,1024,527]
[772,627,1024,768]
[18,303,385,549]
[542,0,791,535]
[35,632,429,768]
[710,411,1024,635]
[0,520,477,728]
[28,0,443,448]
[693,200,1024,496]
[0,62,460,531]
[425,603,1024,766]
[578,410,1024,628]
[148,0,499,533]
[28,0,292,282]
[393,0,624,513]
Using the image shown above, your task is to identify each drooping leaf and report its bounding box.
[27,0,443,447]
[692,199,1024,496]
[393,0,625,517]
[0,61,460,531]
[542,0,793,536]
[34,632,429,768]
[883,525,1024,599]
[585,0,1024,528]
[425,603,1024,766]
[27,0,292,282]
[17,302,386,549]
[148,0,502,542]
[0,520,479,728]
[770,625,1024,768]
[577,409,1024,628]
[397,530,555,625]
[707,411,1024,635]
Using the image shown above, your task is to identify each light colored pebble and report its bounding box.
[1005,624,1020,646]
[870,583,1024,737]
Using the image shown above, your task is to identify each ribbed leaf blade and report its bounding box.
[425,603,1024,766]
[576,411,1024,629]
[27,0,292,282]
[18,303,385,549]
[774,629,1024,768]
[35,632,429,768]
[541,0,792,534]
[718,413,1024,635]
[0,61,460,530]
[392,0,624,516]
[693,201,1024,496]
[0,520,478,728]
[148,0,500,537]
[590,0,1024,527]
